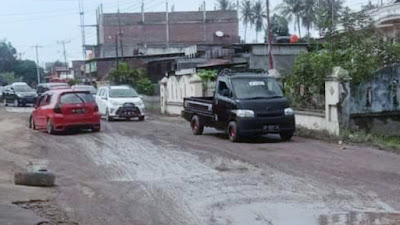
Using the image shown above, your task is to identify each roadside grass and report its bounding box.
[296,127,400,152]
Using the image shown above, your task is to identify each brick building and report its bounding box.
[96,10,239,58]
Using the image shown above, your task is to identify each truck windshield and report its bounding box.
[109,88,138,98]
[231,78,283,100]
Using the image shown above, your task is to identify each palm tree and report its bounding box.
[241,0,254,43]
[276,0,303,38]
[301,0,317,36]
[216,0,233,10]
[252,1,265,43]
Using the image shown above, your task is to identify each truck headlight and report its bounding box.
[284,108,294,116]
[232,110,255,118]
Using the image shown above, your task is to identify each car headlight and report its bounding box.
[284,108,294,116]
[16,94,23,98]
[232,110,255,118]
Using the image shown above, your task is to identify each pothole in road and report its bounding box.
[13,200,79,225]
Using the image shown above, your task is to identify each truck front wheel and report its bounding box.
[191,115,204,135]
[280,131,294,141]
[228,121,240,142]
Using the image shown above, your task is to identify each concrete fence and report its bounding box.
[159,66,400,136]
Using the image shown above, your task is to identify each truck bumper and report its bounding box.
[182,110,193,121]
[237,115,296,135]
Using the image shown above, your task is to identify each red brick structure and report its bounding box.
[98,10,239,51]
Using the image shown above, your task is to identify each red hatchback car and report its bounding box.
[29,89,101,134]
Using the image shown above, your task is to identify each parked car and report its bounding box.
[37,83,70,96]
[0,86,4,98]
[96,86,145,121]
[72,85,97,98]
[182,70,296,142]
[29,89,101,134]
[3,82,38,107]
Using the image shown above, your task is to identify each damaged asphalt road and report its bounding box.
[1,106,400,225]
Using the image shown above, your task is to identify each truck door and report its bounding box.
[215,79,234,128]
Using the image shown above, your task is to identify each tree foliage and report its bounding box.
[240,0,254,42]
[270,14,289,36]
[252,1,265,42]
[276,0,303,38]
[109,62,154,95]
[284,10,400,109]
[0,40,42,86]
[13,60,39,85]
[0,41,17,73]
[0,72,19,85]
[198,69,217,95]
[216,0,234,10]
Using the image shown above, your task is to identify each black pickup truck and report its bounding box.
[182,71,296,142]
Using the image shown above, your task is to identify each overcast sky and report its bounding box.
[0,0,378,65]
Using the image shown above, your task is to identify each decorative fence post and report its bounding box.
[325,67,351,135]
[160,77,168,114]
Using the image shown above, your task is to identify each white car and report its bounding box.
[96,86,145,121]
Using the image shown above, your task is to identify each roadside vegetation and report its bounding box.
[0,41,42,86]
[284,8,400,110]
[297,127,400,152]
[109,62,155,96]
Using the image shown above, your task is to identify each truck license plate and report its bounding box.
[264,125,280,132]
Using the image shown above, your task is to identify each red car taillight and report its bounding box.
[94,105,99,112]
[54,103,62,114]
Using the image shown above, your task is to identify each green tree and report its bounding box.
[277,0,303,38]
[285,10,400,109]
[316,0,344,35]
[109,63,145,85]
[270,14,289,36]
[0,72,19,85]
[252,1,265,43]
[361,1,377,11]
[109,62,153,95]
[0,40,17,73]
[198,69,217,95]
[216,0,233,10]
[301,0,317,36]
[240,0,254,43]
[13,60,39,85]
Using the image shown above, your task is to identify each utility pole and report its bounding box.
[57,40,70,68]
[203,1,207,42]
[78,0,86,60]
[118,8,124,59]
[266,0,273,69]
[32,45,42,84]
[331,0,334,27]
[115,35,119,68]
[142,0,147,48]
[166,0,170,48]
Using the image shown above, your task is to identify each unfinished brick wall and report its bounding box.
[99,10,239,46]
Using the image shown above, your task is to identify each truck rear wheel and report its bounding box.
[191,115,204,135]
[228,121,240,142]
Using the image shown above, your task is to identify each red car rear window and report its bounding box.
[60,92,94,104]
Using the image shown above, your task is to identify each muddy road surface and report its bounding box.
[1,105,400,225]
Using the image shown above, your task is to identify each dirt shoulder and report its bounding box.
[0,106,77,225]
